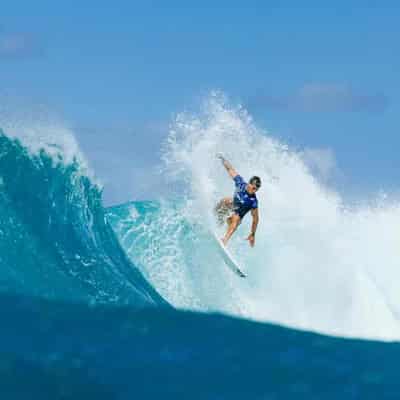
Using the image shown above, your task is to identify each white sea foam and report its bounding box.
[157,92,400,340]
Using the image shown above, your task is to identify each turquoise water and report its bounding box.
[0,131,166,307]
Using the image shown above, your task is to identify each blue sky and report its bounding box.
[1,1,399,204]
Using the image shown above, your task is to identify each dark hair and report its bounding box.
[249,176,261,188]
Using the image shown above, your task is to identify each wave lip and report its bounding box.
[0,130,167,307]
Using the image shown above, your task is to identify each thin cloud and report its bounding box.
[250,83,389,113]
[0,32,43,59]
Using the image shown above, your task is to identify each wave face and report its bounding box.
[0,130,166,307]
[108,94,400,340]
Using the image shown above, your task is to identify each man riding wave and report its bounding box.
[215,154,261,247]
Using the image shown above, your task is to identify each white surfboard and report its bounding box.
[212,232,247,278]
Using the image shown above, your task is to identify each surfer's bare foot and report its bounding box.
[221,238,227,246]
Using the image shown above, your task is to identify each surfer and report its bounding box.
[215,154,261,247]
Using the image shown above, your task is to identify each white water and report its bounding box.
[156,92,400,341]
[0,101,95,182]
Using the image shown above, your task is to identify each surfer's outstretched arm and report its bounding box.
[217,154,238,178]
[247,208,259,247]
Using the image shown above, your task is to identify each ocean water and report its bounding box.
[0,94,400,398]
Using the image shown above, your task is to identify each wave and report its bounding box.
[0,130,166,307]
[1,93,400,341]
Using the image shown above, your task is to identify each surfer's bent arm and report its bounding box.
[250,208,259,236]
[217,154,238,178]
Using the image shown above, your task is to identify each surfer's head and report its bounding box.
[247,176,261,194]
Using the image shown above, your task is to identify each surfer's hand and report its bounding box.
[246,233,255,247]
[216,153,225,162]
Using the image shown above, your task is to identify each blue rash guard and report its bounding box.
[232,175,258,218]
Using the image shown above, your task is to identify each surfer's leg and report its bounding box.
[221,213,241,245]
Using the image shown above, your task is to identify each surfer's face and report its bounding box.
[247,183,259,194]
